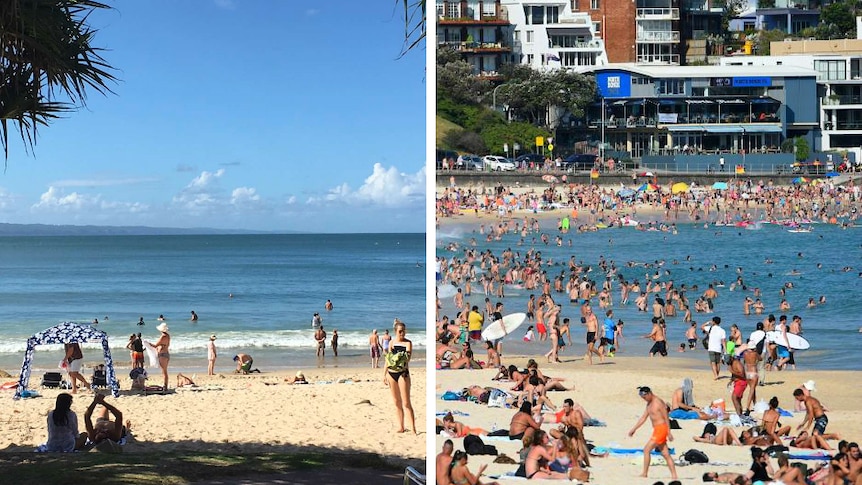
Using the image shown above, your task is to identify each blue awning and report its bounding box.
[667,125,705,132]
[741,124,782,133]
[703,125,744,133]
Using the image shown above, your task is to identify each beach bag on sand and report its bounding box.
[683,449,709,464]
[487,388,509,408]
[464,434,498,456]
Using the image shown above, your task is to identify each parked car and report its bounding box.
[515,153,545,167]
[790,161,826,174]
[561,153,598,171]
[482,155,516,171]
[458,154,484,171]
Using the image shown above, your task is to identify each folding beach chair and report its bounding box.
[403,466,425,485]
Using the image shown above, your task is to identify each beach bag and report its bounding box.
[702,325,713,349]
[487,388,508,408]
[464,434,498,456]
[683,449,710,464]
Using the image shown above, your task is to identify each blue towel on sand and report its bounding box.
[669,409,701,420]
[441,391,463,401]
[777,407,793,417]
[592,446,675,456]
[787,453,831,460]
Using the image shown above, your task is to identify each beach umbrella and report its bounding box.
[636,183,648,192]
[671,182,689,194]
[637,171,654,177]
[542,174,558,184]
[791,177,808,184]
[712,181,728,190]
[825,171,839,178]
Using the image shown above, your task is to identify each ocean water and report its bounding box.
[0,233,425,375]
[437,220,861,370]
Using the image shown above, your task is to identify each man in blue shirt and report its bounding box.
[601,310,617,357]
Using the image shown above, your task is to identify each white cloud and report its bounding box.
[171,169,263,216]
[231,187,260,205]
[308,163,425,207]
[188,169,225,190]
[31,186,149,215]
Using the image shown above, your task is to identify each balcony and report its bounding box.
[636,53,681,65]
[636,8,680,19]
[821,95,862,106]
[437,7,509,25]
[637,30,680,42]
[438,40,512,53]
[551,40,605,50]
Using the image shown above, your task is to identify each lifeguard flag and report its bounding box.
[735,165,745,174]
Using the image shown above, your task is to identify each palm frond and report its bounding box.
[397,0,426,58]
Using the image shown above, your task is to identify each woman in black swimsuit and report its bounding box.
[385,319,416,434]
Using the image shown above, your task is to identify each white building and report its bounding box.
[501,0,609,71]
[719,40,862,159]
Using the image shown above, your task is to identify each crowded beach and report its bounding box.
[434,174,861,484]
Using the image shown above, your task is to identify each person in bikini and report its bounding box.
[154,323,171,391]
[762,396,792,445]
[440,412,488,437]
[508,401,542,442]
[628,386,678,480]
[384,319,415,434]
[523,429,569,480]
[84,394,127,452]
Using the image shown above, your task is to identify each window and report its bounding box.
[851,59,861,79]
[526,30,534,43]
[815,60,846,81]
[591,0,600,9]
[526,54,534,64]
[571,0,579,10]
[547,6,559,23]
[514,30,521,41]
[446,3,459,18]
[532,6,545,24]
[436,3,444,17]
[593,21,602,37]
[657,79,685,95]
[482,1,496,16]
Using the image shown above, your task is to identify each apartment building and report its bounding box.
[436,0,513,78]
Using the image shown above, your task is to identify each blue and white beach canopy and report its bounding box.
[14,322,120,399]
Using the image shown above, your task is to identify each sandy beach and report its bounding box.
[2,366,426,463]
[435,355,862,484]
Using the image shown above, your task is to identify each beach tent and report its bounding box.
[671,182,690,194]
[14,322,120,399]
[711,181,728,190]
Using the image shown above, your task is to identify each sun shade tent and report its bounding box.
[15,322,120,399]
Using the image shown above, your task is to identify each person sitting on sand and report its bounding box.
[441,412,488,438]
[449,450,499,485]
[233,354,260,374]
[84,394,127,452]
[508,401,542,441]
[550,433,590,482]
[43,393,88,452]
[436,335,470,369]
[738,427,771,446]
[762,396,791,445]
[669,377,712,420]
[284,371,308,384]
[521,429,570,480]
[176,373,196,388]
[693,423,742,446]
[771,453,807,485]
[437,440,454,485]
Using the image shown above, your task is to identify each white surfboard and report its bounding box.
[765,331,810,350]
[481,312,527,341]
[748,330,766,347]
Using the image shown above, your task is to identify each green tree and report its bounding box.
[480,121,549,156]
[437,48,491,105]
[496,68,596,129]
[0,0,118,160]
[794,137,810,162]
[817,1,856,39]
[753,29,786,55]
[442,128,487,154]
[720,0,747,39]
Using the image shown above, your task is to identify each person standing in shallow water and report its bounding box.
[330,329,338,356]
[315,325,326,358]
[385,319,416,434]
[207,335,217,375]
[190,311,198,322]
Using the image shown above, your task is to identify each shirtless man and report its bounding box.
[583,306,603,364]
[670,382,711,420]
[651,296,664,319]
[84,394,125,451]
[547,398,591,467]
[794,388,830,436]
[436,439,454,485]
[729,353,747,416]
[628,387,678,480]
[369,329,382,368]
[315,326,326,357]
[644,318,668,357]
[685,322,698,349]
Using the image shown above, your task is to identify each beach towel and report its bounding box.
[682,377,694,407]
[669,409,701,420]
[777,407,794,417]
[142,340,159,369]
[435,410,469,417]
[787,452,832,460]
[441,391,463,401]
[584,418,607,427]
[592,446,675,456]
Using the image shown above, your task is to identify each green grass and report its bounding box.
[0,451,405,484]
[436,115,462,147]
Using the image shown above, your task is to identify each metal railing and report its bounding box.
[636,54,681,65]
[636,7,680,19]
[636,30,680,42]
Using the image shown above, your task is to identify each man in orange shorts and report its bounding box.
[628,386,678,480]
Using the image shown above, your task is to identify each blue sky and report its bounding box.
[0,1,426,233]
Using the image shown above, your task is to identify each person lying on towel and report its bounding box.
[84,394,126,452]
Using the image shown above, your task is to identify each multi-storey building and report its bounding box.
[436,0,513,78]
[719,39,862,161]
[501,0,609,70]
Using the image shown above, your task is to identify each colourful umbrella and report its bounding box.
[791,177,808,184]
[712,181,728,190]
[671,182,689,194]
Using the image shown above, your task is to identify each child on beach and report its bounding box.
[523,325,534,342]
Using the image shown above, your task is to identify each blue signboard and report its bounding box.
[732,77,771,87]
[597,72,631,98]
